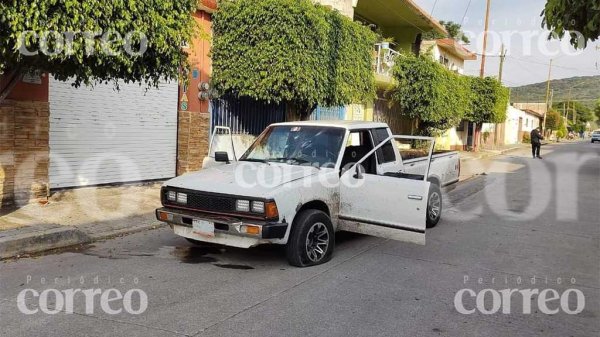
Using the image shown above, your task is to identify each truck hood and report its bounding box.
[164,162,320,197]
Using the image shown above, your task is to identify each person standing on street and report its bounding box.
[530,127,544,159]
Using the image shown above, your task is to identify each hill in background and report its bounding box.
[510,75,600,108]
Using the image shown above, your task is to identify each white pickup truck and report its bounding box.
[156,121,460,267]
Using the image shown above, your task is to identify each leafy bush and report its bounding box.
[545,110,561,131]
[211,0,376,111]
[467,76,509,124]
[390,54,509,135]
[0,0,198,87]
[522,133,531,144]
[390,54,470,135]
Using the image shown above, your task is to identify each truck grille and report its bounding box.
[187,193,236,212]
[162,188,236,214]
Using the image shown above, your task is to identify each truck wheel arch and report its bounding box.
[427,176,441,187]
[296,200,331,219]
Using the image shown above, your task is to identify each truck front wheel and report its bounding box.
[426,184,443,228]
[286,210,334,267]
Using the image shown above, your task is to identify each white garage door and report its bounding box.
[49,78,178,189]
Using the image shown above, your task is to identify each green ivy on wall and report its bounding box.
[211,0,376,112]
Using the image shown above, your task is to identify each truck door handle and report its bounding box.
[408,195,423,201]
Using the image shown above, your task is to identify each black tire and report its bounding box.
[286,210,334,267]
[426,184,442,228]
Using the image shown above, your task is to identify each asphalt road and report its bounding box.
[1,141,599,337]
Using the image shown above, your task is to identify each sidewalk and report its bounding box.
[0,183,165,259]
[458,143,528,162]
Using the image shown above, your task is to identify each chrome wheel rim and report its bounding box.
[428,192,441,220]
[305,222,329,262]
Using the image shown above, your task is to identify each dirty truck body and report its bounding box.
[156,121,459,267]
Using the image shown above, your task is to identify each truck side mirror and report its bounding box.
[353,165,364,179]
[215,151,230,164]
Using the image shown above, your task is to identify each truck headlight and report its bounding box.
[236,199,250,212]
[176,193,187,204]
[167,191,176,202]
[251,201,264,213]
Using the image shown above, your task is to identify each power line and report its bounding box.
[460,0,473,26]
[505,55,599,73]
[431,0,439,17]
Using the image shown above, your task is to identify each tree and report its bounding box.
[556,116,568,141]
[390,54,470,135]
[211,0,376,114]
[545,110,561,131]
[553,100,594,124]
[422,21,470,44]
[595,99,600,120]
[542,0,600,48]
[0,0,197,98]
[466,76,509,124]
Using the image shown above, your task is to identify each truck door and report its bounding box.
[338,135,434,245]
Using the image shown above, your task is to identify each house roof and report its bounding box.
[434,39,477,61]
[355,0,447,35]
[197,0,217,13]
[522,109,545,118]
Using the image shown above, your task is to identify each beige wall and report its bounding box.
[315,0,355,18]
[421,42,466,74]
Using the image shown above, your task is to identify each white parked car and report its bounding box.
[591,130,600,143]
[156,121,460,267]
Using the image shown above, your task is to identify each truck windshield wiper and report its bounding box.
[268,157,320,169]
[239,158,271,165]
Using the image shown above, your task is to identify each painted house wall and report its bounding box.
[504,106,541,145]
[177,10,213,175]
[421,42,466,74]
[315,0,355,18]
[436,123,467,150]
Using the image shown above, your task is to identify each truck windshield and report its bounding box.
[240,126,346,168]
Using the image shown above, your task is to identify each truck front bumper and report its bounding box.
[155,207,288,240]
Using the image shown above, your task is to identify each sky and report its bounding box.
[413,0,600,88]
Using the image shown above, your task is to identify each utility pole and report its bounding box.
[543,58,553,132]
[473,0,492,151]
[480,0,492,78]
[567,87,572,122]
[498,44,506,83]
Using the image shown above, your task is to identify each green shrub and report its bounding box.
[211,0,376,110]
[390,54,470,135]
[522,133,531,144]
[467,76,509,124]
[390,54,509,135]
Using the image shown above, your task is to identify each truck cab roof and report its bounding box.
[271,120,389,131]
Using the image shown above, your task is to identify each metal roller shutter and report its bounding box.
[49,78,178,189]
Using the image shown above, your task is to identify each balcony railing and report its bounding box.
[374,43,401,77]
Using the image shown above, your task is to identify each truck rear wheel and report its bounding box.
[286,210,334,267]
[426,184,442,228]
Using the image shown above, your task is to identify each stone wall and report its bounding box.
[0,100,50,207]
[176,111,210,175]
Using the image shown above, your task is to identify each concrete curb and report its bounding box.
[0,222,165,260]
[0,226,90,259]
